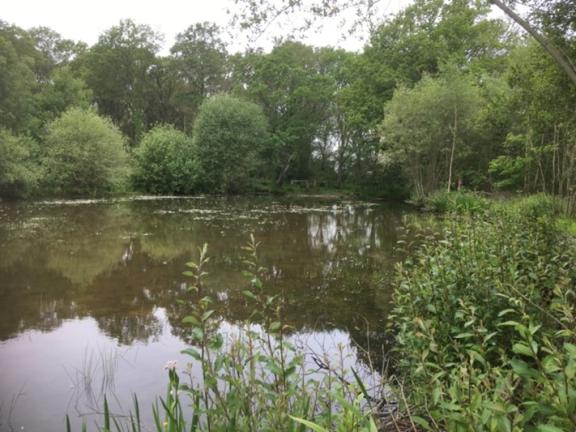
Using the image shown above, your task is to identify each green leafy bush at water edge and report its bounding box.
[42,108,129,197]
[0,129,41,198]
[132,125,197,194]
[424,190,489,214]
[391,209,576,430]
[192,95,270,194]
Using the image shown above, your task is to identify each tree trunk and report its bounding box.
[276,153,295,186]
[448,104,458,193]
[490,0,576,87]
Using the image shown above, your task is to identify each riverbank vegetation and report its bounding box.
[390,195,576,430]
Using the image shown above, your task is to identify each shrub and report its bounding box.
[425,190,489,214]
[391,209,576,430]
[132,125,196,194]
[503,193,566,219]
[0,129,41,199]
[42,108,128,196]
[192,95,270,193]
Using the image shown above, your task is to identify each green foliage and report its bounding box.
[0,22,38,132]
[380,70,484,197]
[132,125,196,194]
[391,208,576,430]
[80,19,162,144]
[233,42,337,183]
[192,95,270,193]
[501,194,566,219]
[42,108,129,197]
[424,190,489,215]
[29,66,92,139]
[1,0,574,201]
[170,23,228,131]
[0,129,41,198]
[489,154,528,191]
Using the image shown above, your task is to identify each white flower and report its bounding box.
[164,360,177,370]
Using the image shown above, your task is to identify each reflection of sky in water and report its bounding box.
[0,309,377,432]
[0,197,405,431]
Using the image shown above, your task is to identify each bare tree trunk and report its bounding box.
[490,0,576,87]
[276,153,295,186]
[448,104,458,193]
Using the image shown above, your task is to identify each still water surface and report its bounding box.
[0,196,406,431]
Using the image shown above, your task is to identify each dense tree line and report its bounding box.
[0,0,574,200]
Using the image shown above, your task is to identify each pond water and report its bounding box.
[0,196,407,431]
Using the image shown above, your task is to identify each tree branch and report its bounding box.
[490,0,576,86]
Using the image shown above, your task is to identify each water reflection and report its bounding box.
[0,197,405,430]
[0,198,401,342]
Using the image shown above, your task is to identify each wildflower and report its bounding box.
[164,360,177,370]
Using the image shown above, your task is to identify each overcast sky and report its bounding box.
[2,0,414,53]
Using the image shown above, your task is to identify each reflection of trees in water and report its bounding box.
[0,199,404,366]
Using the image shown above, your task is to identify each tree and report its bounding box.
[80,20,162,144]
[28,66,92,139]
[192,95,270,193]
[29,26,86,84]
[0,22,38,132]
[232,41,334,183]
[0,129,40,198]
[42,108,128,196]
[380,71,483,196]
[489,41,576,195]
[132,125,196,194]
[240,0,576,86]
[489,0,576,87]
[170,23,229,131]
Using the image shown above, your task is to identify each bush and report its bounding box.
[192,95,270,193]
[42,108,128,196]
[425,190,489,214]
[503,193,566,219]
[0,129,41,199]
[132,125,196,194]
[391,209,576,430]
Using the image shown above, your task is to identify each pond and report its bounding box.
[0,196,408,431]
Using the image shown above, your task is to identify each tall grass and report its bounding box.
[424,190,490,215]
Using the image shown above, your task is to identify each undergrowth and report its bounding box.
[391,204,576,431]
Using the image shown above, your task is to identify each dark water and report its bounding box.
[0,196,406,431]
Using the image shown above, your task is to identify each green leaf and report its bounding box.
[202,310,215,321]
[454,332,474,339]
[512,343,533,357]
[242,290,258,301]
[537,425,565,432]
[412,416,432,430]
[181,348,202,361]
[289,416,329,432]
[182,315,200,326]
[510,359,537,379]
[497,309,516,317]
[368,418,378,432]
